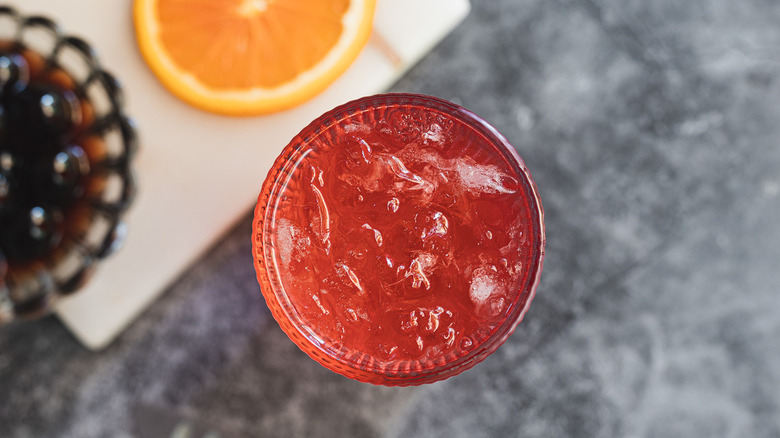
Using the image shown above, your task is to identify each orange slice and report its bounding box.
[134,0,376,116]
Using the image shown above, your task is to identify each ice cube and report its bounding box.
[422,123,444,145]
[343,123,369,134]
[469,266,504,305]
[405,252,437,289]
[275,219,311,264]
[455,160,518,195]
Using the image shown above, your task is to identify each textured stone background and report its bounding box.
[2,0,780,437]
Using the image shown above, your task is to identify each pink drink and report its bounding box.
[253,94,545,385]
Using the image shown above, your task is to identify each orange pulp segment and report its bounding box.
[134,0,376,115]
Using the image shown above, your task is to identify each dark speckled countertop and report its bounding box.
[2,1,780,437]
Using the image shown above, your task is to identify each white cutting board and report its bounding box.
[7,0,471,349]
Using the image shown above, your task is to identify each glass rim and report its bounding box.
[252,93,545,385]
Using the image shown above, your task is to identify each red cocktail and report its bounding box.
[253,94,544,385]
